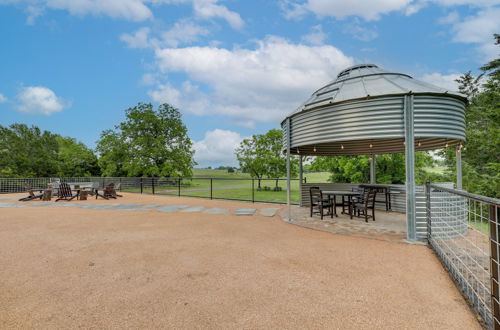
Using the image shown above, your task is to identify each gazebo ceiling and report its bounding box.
[282,64,467,156]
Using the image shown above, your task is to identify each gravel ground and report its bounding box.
[0,193,480,329]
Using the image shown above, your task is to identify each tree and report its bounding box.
[0,124,59,177]
[455,71,482,100]
[55,136,100,177]
[310,152,436,185]
[236,129,297,190]
[439,34,500,198]
[96,103,195,177]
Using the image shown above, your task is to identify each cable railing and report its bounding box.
[426,182,500,328]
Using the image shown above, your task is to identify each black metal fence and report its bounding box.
[0,177,303,205]
[426,182,500,328]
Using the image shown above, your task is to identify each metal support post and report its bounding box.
[286,118,292,221]
[490,205,500,329]
[370,154,376,184]
[210,178,213,200]
[404,94,416,241]
[456,146,463,190]
[425,181,431,240]
[151,178,155,194]
[299,155,303,206]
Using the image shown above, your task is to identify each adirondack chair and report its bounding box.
[55,183,79,202]
[102,183,119,199]
[19,184,43,202]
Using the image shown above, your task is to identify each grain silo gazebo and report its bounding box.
[281,64,467,241]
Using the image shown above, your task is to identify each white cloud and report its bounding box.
[1,0,154,22]
[120,27,152,48]
[343,18,378,41]
[281,0,499,20]
[441,8,500,61]
[1,0,244,27]
[16,86,68,115]
[193,129,244,166]
[420,72,461,92]
[301,24,327,45]
[282,0,412,21]
[162,19,210,47]
[151,36,353,126]
[192,0,244,29]
[0,93,7,103]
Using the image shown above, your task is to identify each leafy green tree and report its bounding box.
[440,34,500,197]
[96,103,195,177]
[0,124,59,177]
[310,152,436,185]
[55,136,100,177]
[236,129,297,190]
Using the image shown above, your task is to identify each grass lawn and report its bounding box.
[122,170,332,204]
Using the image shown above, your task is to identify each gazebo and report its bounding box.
[281,64,467,241]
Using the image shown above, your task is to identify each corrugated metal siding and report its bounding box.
[414,95,466,140]
[290,96,405,147]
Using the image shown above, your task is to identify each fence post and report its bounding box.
[152,178,155,194]
[178,178,181,197]
[304,177,307,184]
[490,204,500,329]
[426,181,432,240]
[119,177,122,191]
[140,178,143,194]
[252,178,255,203]
[210,178,213,200]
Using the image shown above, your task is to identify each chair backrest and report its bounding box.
[24,184,34,196]
[104,183,116,196]
[58,183,72,198]
[363,188,377,207]
[309,186,323,204]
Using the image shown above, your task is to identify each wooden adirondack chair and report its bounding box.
[19,184,43,202]
[55,183,79,202]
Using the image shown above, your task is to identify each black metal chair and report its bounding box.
[309,187,334,220]
[353,188,377,222]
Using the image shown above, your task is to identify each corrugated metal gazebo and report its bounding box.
[281,64,467,241]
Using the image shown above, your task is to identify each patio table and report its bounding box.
[322,190,360,219]
[360,184,395,211]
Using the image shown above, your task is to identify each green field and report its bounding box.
[122,170,331,204]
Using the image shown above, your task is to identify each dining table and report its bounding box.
[322,190,360,218]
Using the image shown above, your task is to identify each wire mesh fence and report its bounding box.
[426,183,500,328]
[0,177,302,205]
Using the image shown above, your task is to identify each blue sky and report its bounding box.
[0,0,498,166]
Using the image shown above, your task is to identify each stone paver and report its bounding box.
[203,208,228,215]
[235,208,256,216]
[260,208,280,217]
[180,206,205,213]
[158,205,189,213]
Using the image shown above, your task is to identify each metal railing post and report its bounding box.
[178,178,181,197]
[252,178,255,203]
[426,180,432,240]
[119,177,122,191]
[490,204,500,329]
[151,178,155,194]
[140,178,143,194]
[210,178,213,200]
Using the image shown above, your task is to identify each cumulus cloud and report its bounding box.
[162,19,211,47]
[16,86,68,115]
[120,27,152,48]
[440,8,500,61]
[151,36,353,126]
[193,129,244,166]
[0,93,7,103]
[281,0,499,20]
[1,0,244,27]
[420,72,460,92]
[301,24,327,45]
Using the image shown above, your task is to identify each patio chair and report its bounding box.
[309,187,333,220]
[95,183,118,199]
[55,183,79,202]
[113,183,123,197]
[353,188,377,222]
[18,184,43,202]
